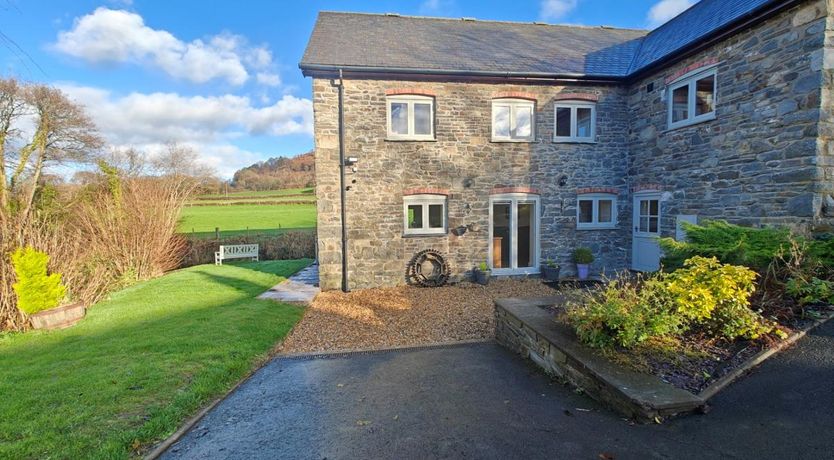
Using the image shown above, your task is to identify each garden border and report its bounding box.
[495,296,834,423]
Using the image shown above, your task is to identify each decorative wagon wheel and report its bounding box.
[405,249,451,287]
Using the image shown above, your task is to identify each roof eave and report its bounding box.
[298,63,626,83]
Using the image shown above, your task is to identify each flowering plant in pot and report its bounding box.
[540,259,560,281]
[572,247,594,280]
[474,261,491,285]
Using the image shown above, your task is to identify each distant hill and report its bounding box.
[231,151,315,191]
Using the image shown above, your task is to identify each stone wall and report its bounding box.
[311,0,834,290]
[819,0,834,229]
[313,79,631,290]
[627,0,829,239]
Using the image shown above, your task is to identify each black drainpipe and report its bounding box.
[337,69,349,292]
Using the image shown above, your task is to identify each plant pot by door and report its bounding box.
[576,264,590,280]
[541,266,560,282]
[475,270,491,285]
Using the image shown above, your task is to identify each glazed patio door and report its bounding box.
[490,194,540,274]
[632,192,662,272]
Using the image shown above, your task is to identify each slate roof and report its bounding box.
[628,0,776,74]
[300,0,791,79]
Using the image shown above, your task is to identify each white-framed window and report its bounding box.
[554,102,596,142]
[492,99,535,142]
[576,193,617,229]
[667,67,717,130]
[387,95,434,140]
[403,194,446,235]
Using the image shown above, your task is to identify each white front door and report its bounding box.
[632,193,662,271]
[489,194,540,275]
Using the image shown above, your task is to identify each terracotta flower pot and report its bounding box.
[29,303,86,330]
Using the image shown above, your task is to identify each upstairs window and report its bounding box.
[387,95,434,140]
[492,99,535,141]
[554,102,596,142]
[577,193,617,229]
[403,194,446,235]
[668,67,716,129]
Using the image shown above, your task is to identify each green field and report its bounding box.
[196,187,314,199]
[0,260,310,458]
[179,203,316,237]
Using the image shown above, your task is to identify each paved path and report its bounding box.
[258,263,319,304]
[162,320,834,460]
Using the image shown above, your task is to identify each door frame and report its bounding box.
[488,193,541,275]
[631,190,662,271]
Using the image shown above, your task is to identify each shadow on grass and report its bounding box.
[0,262,309,458]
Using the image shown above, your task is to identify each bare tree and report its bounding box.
[105,146,147,177]
[151,142,217,180]
[0,78,27,212]
[15,84,103,218]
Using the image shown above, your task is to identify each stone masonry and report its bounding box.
[628,0,832,240]
[312,1,834,291]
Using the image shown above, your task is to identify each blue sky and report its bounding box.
[0,0,696,178]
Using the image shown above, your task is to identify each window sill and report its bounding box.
[666,113,716,132]
[386,137,436,142]
[576,225,618,231]
[553,139,597,144]
[490,138,536,143]
[402,231,447,238]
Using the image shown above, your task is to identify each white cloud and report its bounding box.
[57,84,313,178]
[54,7,281,86]
[256,72,281,87]
[539,0,578,22]
[646,0,696,28]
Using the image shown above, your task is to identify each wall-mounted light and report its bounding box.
[558,175,568,187]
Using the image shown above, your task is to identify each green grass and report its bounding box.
[0,259,311,459]
[197,187,314,199]
[189,196,316,205]
[179,203,316,237]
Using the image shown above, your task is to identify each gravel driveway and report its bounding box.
[278,279,557,353]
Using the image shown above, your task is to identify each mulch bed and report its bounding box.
[278,278,557,354]
[541,302,834,394]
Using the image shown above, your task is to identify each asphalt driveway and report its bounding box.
[162,320,834,460]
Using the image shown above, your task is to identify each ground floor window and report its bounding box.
[577,193,617,229]
[403,194,447,235]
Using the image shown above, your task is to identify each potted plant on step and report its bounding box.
[474,261,491,285]
[573,247,594,281]
[541,259,561,282]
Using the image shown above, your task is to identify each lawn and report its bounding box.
[196,187,314,199]
[0,259,311,459]
[179,203,316,237]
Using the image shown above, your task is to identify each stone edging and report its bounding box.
[697,309,834,401]
[495,296,705,422]
[495,296,834,423]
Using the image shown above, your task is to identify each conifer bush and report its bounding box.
[11,247,66,315]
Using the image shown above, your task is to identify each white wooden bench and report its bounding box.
[215,244,259,265]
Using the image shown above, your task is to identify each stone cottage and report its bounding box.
[300,0,834,291]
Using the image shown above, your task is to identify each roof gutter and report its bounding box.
[299,63,625,84]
